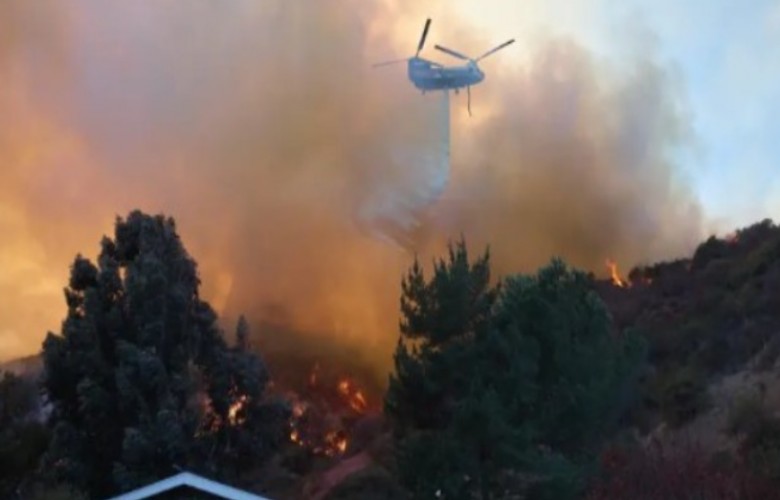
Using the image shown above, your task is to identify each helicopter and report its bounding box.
[372,18,515,116]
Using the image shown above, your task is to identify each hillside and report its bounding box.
[595,218,780,433]
[0,354,42,377]
[6,219,780,498]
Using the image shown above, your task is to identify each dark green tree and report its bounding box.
[385,239,498,434]
[40,211,289,498]
[213,316,290,481]
[492,259,646,499]
[386,245,646,500]
[0,371,51,498]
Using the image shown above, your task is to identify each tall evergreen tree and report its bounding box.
[385,239,498,434]
[0,371,50,498]
[386,245,646,500]
[40,211,288,498]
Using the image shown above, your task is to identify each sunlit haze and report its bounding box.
[1,1,777,380]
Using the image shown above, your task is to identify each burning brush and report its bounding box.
[605,258,653,288]
[606,259,628,288]
[272,362,379,458]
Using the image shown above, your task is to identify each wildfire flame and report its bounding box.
[228,394,248,426]
[199,365,373,458]
[606,259,627,287]
[287,407,351,457]
[282,365,372,457]
[325,431,348,455]
[195,390,250,436]
[337,378,368,413]
[292,400,308,418]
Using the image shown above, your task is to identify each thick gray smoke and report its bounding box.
[421,38,704,276]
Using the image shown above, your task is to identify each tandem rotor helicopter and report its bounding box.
[373,18,515,116]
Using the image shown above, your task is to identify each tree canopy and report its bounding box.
[385,241,646,499]
[40,210,289,498]
[0,371,50,498]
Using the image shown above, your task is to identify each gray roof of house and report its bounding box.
[105,471,271,500]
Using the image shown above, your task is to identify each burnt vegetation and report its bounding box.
[5,213,780,498]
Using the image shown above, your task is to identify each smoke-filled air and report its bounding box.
[0,0,705,378]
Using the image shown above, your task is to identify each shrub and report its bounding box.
[24,483,87,500]
[586,441,777,500]
[691,236,728,271]
[323,466,408,500]
[657,366,710,428]
[725,388,769,437]
[754,336,780,372]
[739,416,780,482]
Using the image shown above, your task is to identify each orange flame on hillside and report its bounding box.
[283,364,374,457]
[606,259,628,287]
[337,378,368,413]
[196,390,250,435]
[228,394,248,426]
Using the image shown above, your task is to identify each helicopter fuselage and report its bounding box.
[407,57,484,91]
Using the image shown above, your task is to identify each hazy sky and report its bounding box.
[610,1,780,228]
[0,1,777,369]
[450,0,780,228]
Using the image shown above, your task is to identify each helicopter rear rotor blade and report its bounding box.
[476,39,515,61]
[416,18,432,56]
[372,58,408,68]
[434,44,470,61]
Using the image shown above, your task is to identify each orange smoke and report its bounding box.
[1,0,705,385]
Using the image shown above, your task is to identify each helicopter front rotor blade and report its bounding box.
[434,44,470,61]
[372,58,408,68]
[416,18,432,56]
[476,39,515,61]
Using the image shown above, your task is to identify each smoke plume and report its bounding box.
[0,0,704,380]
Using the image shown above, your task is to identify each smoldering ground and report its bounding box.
[0,1,704,381]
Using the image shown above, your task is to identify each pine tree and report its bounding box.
[0,371,50,498]
[386,246,646,499]
[40,211,288,498]
[213,316,290,481]
[385,239,498,434]
[488,258,646,498]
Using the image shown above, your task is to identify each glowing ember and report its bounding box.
[309,362,320,387]
[228,394,248,426]
[323,431,349,456]
[350,391,367,413]
[292,400,307,418]
[337,377,369,413]
[606,259,628,288]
